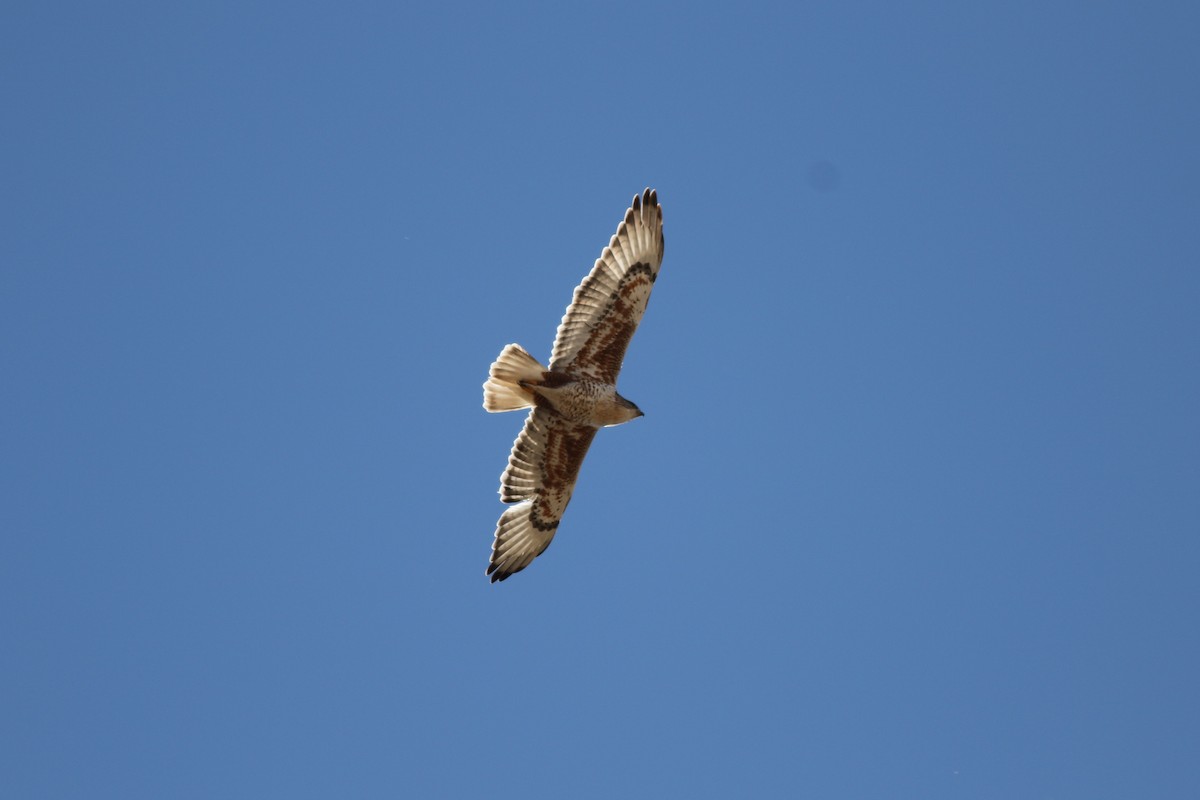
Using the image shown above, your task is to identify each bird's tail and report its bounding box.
[483,344,545,412]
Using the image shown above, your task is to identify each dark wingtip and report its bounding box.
[632,188,658,216]
[486,561,520,583]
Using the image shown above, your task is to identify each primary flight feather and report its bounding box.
[482,188,665,582]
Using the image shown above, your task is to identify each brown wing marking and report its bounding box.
[488,408,598,582]
[549,188,664,380]
[560,264,655,384]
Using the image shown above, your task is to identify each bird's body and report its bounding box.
[481,188,664,582]
[527,372,642,428]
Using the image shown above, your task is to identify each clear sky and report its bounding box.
[3,2,1198,798]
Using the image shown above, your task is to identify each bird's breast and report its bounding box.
[529,378,617,427]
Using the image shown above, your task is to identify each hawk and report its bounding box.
[481,188,665,582]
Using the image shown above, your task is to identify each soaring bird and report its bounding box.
[481,188,665,582]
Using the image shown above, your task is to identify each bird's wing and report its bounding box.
[488,407,598,582]
[548,188,665,384]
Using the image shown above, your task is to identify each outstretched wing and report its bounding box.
[488,408,598,582]
[548,188,665,384]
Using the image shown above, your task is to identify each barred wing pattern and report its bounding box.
[548,188,665,384]
[487,408,598,582]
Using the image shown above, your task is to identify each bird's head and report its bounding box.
[609,393,644,425]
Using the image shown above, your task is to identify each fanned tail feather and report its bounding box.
[482,344,545,412]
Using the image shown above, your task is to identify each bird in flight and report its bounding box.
[481,188,665,582]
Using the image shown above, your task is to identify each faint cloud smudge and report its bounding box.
[806,160,841,193]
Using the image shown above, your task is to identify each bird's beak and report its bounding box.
[636,410,645,418]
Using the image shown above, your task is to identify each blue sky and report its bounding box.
[2,2,1198,797]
